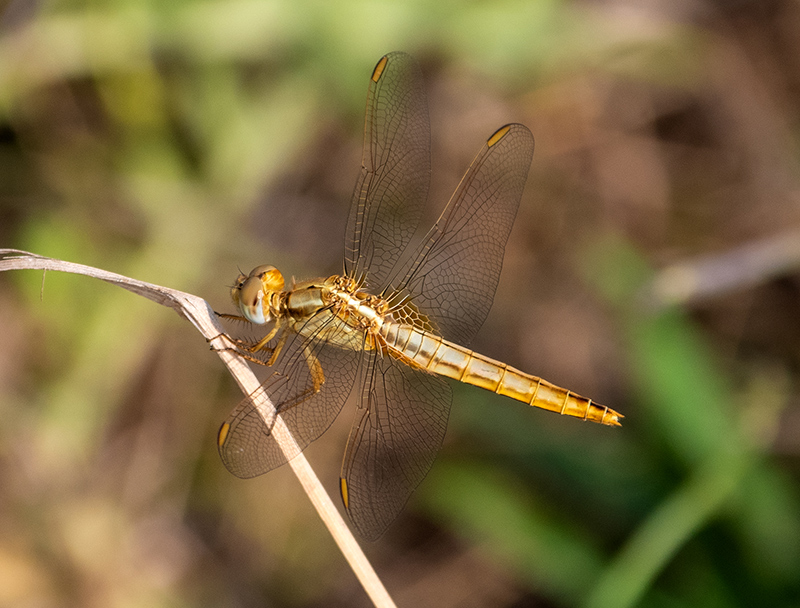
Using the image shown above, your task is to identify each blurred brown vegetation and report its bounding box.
[1,1,800,607]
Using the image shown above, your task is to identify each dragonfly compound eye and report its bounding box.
[238,276,268,324]
[249,264,284,292]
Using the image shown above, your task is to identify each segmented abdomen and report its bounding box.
[379,321,621,426]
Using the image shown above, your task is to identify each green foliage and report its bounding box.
[2,1,799,607]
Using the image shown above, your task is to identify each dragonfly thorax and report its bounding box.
[231,265,285,325]
[324,275,390,333]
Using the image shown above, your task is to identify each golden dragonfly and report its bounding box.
[217,52,622,541]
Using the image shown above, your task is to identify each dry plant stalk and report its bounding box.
[0,248,397,608]
[643,229,800,309]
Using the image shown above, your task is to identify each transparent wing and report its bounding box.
[218,314,361,478]
[340,354,451,541]
[387,124,535,346]
[337,124,534,539]
[344,51,431,290]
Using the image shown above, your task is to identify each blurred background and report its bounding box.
[1,0,800,606]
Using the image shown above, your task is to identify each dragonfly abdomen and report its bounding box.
[380,322,621,426]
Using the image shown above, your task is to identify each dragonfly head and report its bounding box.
[231,265,285,324]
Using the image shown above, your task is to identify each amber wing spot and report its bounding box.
[372,56,388,83]
[217,422,230,448]
[340,477,350,509]
[487,124,512,147]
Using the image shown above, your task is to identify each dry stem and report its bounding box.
[0,249,396,608]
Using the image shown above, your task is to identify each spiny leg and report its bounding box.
[211,318,283,367]
[272,343,326,414]
[214,312,325,412]
[210,335,277,365]
[265,328,289,367]
[206,312,249,351]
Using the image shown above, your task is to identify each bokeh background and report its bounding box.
[2,1,800,606]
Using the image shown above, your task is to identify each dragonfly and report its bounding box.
[217,52,622,541]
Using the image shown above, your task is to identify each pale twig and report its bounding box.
[0,249,397,608]
[641,229,800,310]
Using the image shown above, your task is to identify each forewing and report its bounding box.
[344,51,431,291]
[390,124,535,346]
[218,316,360,478]
[339,355,451,541]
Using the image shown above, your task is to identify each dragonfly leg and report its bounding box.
[273,344,326,414]
[213,318,285,365]
[237,322,287,367]
[264,329,288,366]
[206,314,248,349]
[206,329,254,357]
[206,332,229,347]
[233,349,278,367]
[214,312,248,322]
[305,344,325,393]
